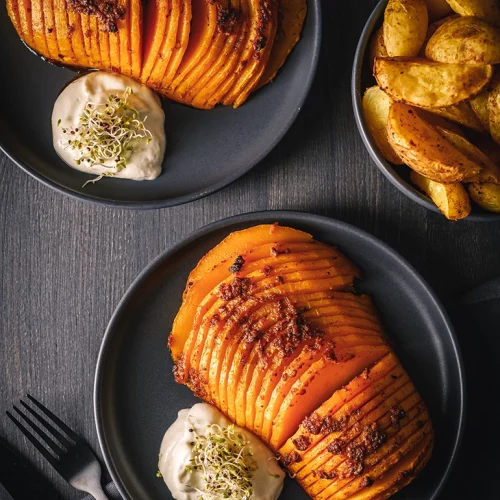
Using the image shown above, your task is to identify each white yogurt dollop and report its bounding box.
[52,71,166,181]
[159,403,285,500]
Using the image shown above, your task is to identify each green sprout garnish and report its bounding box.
[58,87,153,186]
[186,423,258,500]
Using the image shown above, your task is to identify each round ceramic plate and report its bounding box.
[0,4,320,208]
[94,211,465,500]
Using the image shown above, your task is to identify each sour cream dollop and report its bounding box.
[52,72,166,181]
[159,403,285,500]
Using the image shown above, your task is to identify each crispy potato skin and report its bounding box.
[362,86,404,165]
[387,103,482,183]
[424,101,485,133]
[411,171,471,220]
[470,90,491,132]
[422,14,459,54]
[369,26,388,70]
[383,0,428,57]
[425,0,453,20]
[426,16,500,65]
[446,0,500,27]
[468,182,500,212]
[489,76,500,145]
[375,57,493,108]
[416,109,465,135]
[436,126,500,183]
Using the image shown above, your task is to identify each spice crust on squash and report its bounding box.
[168,224,434,500]
[7,0,307,107]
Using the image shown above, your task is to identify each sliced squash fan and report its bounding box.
[168,224,434,500]
[6,0,307,109]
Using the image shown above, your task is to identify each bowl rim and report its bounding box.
[351,0,500,222]
[0,0,322,210]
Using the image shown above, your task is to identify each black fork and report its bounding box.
[6,394,108,500]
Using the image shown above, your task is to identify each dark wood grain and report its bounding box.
[1,1,500,498]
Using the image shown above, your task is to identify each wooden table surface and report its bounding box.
[1,1,500,499]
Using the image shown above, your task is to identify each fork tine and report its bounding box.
[6,410,58,467]
[27,394,80,442]
[20,400,74,449]
[12,405,64,459]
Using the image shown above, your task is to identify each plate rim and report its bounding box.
[94,209,466,500]
[0,0,322,210]
[350,0,500,222]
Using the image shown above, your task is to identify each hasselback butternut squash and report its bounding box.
[190,0,245,108]
[221,0,278,107]
[160,0,192,87]
[129,0,143,77]
[168,0,238,105]
[68,12,90,67]
[7,0,306,107]
[163,0,218,97]
[169,224,434,500]
[30,0,48,56]
[147,0,182,87]
[257,0,307,88]
[278,353,432,499]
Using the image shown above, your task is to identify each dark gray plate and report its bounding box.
[351,0,500,221]
[94,211,465,500]
[0,4,320,208]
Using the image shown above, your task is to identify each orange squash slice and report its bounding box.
[257,0,307,88]
[169,224,434,500]
[221,0,278,107]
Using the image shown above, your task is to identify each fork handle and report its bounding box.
[72,475,108,500]
[86,486,108,500]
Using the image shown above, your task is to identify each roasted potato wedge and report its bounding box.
[470,90,490,132]
[424,101,485,132]
[446,0,500,26]
[468,182,500,212]
[417,109,465,135]
[489,76,500,145]
[411,171,471,219]
[362,86,404,165]
[425,0,453,20]
[374,57,493,108]
[436,126,500,183]
[425,17,500,65]
[387,103,482,182]
[383,0,428,57]
[369,26,388,70]
[423,14,459,51]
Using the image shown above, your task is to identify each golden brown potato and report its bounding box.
[446,0,500,26]
[383,0,428,57]
[425,17,500,65]
[424,102,485,132]
[362,86,404,165]
[489,76,500,145]
[436,126,500,183]
[468,183,500,212]
[387,103,482,182]
[417,109,465,135]
[374,57,493,108]
[426,0,453,20]
[369,26,388,70]
[423,14,459,52]
[470,90,490,132]
[411,171,471,219]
